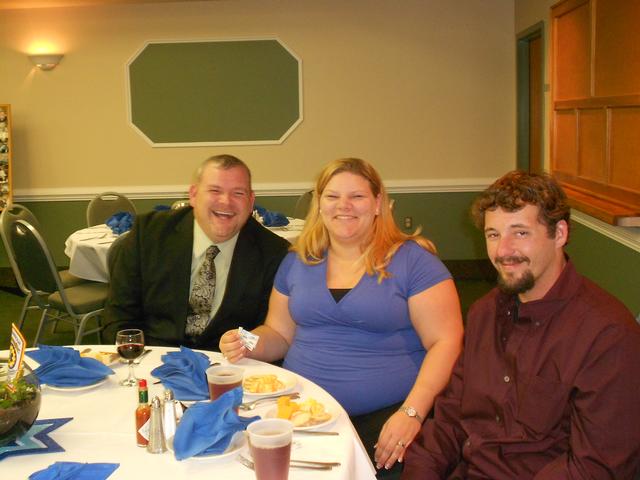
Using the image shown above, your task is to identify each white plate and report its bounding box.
[45,377,108,392]
[242,368,297,397]
[168,431,246,461]
[264,405,338,431]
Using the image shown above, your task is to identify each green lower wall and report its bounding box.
[566,223,640,315]
[1,192,638,314]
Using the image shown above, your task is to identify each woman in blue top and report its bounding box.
[220,158,463,475]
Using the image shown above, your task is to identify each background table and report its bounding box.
[3,347,376,479]
[64,219,305,283]
[64,225,118,282]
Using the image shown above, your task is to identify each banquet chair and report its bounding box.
[9,219,109,345]
[0,203,87,335]
[86,191,136,227]
[293,190,313,219]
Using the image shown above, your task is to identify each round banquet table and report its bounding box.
[3,347,376,479]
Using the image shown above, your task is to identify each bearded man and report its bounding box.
[402,171,640,480]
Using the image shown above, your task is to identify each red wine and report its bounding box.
[117,343,144,360]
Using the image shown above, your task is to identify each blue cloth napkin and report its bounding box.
[254,205,289,227]
[150,346,210,401]
[173,387,258,460]
[29,462,119,480]
[26,345,114,387]
[105,211,133,234]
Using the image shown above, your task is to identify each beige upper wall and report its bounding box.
[0,0,515,195]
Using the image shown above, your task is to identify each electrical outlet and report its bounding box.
[404,216,412,229]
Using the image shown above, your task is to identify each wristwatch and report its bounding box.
[399,406,424,423]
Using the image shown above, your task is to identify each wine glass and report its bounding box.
[115,329,145,387]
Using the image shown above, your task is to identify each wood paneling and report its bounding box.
[553,0,590,101]
[553,110,577,175]
[594,0,640,97]
[577,109,606,182]
[610,107,640,192]
[551,0,640,225]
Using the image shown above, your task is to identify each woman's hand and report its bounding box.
[374,410,421,470]
[218,329,247,363]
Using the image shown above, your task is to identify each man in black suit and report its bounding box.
[105,155,290,350]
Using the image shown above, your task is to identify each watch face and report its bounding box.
[406,407,417,416]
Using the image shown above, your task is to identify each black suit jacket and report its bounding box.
[105,208,289,350]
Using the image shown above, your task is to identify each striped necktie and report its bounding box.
[185,245,220,337]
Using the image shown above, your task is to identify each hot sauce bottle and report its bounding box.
[135,379,151,447]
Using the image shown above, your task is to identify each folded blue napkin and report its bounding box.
[29,462,119,480]
[105,211,133,235]
[26,345,114,387]
[254,205,289,227]
[173,387,258,460]
[150,346,210,401]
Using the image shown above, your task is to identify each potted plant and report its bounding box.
[0,363,41,446]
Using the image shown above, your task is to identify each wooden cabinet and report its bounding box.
[551,0,640,226]
[0,105,11,210]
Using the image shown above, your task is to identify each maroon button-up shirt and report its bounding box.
[403,261,640,479]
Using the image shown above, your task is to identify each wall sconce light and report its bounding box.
[29,54,64,71]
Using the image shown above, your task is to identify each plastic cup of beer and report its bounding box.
[206,365,243,401]
[247,418,293,480]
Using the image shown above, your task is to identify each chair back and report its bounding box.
[171,199,191,210]
[0,203,44,295]
[293,190,313,219]
[9,219,63,297]
[87,191,136,226]
[107,231,129,276]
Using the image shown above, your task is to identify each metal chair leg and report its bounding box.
[32,308,50,346]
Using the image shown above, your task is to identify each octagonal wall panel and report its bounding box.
[127,38,302,146]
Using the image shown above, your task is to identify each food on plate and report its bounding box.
[80,350,118,366]
[243,374,285,394]
[276,396,331,427]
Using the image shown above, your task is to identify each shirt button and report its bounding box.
[465,440,471,447]
[535,321,540,327]
[503,375,511,383]
[501,337,507,343]
[495,415,501,423]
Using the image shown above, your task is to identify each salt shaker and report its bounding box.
[147,396,167,453]
[162,389,177,442]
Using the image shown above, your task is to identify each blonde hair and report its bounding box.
[294,158,437,282]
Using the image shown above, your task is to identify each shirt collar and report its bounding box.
[497,258,582,324]
[193,221,239,259]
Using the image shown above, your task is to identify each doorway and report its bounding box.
[517,22,544,174]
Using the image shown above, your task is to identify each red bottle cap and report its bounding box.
[138,379,147,388]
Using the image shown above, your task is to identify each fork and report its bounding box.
[238,392,300,411]
[237,453,334,471]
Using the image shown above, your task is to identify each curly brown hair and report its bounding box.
[471,170,570,238]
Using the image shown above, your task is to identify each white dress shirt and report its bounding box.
[189,221,239,323]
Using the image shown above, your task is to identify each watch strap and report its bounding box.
[399,405,424,423]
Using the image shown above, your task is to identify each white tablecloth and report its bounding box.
[64,225,119,283]
[3,347,376,479]
[64,219,305,283]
